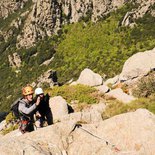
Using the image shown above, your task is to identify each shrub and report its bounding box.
[46,84,100,105]
[102,96,155,119]
[1,124,18,135]
[5,112,16,124]
[132,72,155,97]
[0,112,18,135]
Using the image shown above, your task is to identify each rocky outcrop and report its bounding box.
[105,88,135,103]
[0,0,29,19]
[76,68,103,86]
[119,48,155,82]
[49,96,69,121]
[17,0,62,48]
[121,0,155,27]
[16,0,127,48]
[0,109,155,154]
[1,0,155,47]
[32,69,54,87]
[8,52,22,68]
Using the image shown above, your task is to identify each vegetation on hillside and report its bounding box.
[49,8,155,83]
[1,2,155,112]
[102,95,155,119]
[46,84,101,105]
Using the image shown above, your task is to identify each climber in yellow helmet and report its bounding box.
[18,85,40,133]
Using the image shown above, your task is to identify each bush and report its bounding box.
[102,96,155,119]
[0,112,18,135]
[132,72,155,97]
[46,84,100,105]
[1,124,18,135]
[5,112,16,124]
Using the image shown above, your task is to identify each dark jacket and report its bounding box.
[35,94,51,116]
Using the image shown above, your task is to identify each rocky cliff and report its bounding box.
[16,0,128,48]
[121,0,155,27]
[1,0,155,47]
[0,0,29,19]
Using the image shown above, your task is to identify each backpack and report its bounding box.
[10,97,23,118]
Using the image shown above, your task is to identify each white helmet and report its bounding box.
[35,88,44,95]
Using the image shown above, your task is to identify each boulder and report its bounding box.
[49,96,69,121]
[0,120,6,131]
[95,85,110,94]
[77,68,103,86]
[106,88,135,103]
[104,75,119,86]
[0,109,155,154]
[119,48,155,82]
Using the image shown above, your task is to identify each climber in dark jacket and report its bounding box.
[34,87,53,127]
[18,85,40,133]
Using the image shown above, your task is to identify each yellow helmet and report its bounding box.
[22,86,34,96]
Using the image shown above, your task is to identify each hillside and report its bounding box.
[1,0,155,112]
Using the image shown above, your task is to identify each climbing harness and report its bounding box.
[69,123,121,152]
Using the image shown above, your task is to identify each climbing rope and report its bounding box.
[69,123,121,152]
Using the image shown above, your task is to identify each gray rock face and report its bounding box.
[119,48,155,82]
[16,0,126,48]
[35,69,54,87]
[0,0,29,19]
[77,68,103,86]
[121,0,155,27]
[0,109,155,155]
[17,0,62,48]
[1,0,155,47]
[8,52,21,68]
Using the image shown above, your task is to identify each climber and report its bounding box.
[34,87,53,127]
[18,85,40,133]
